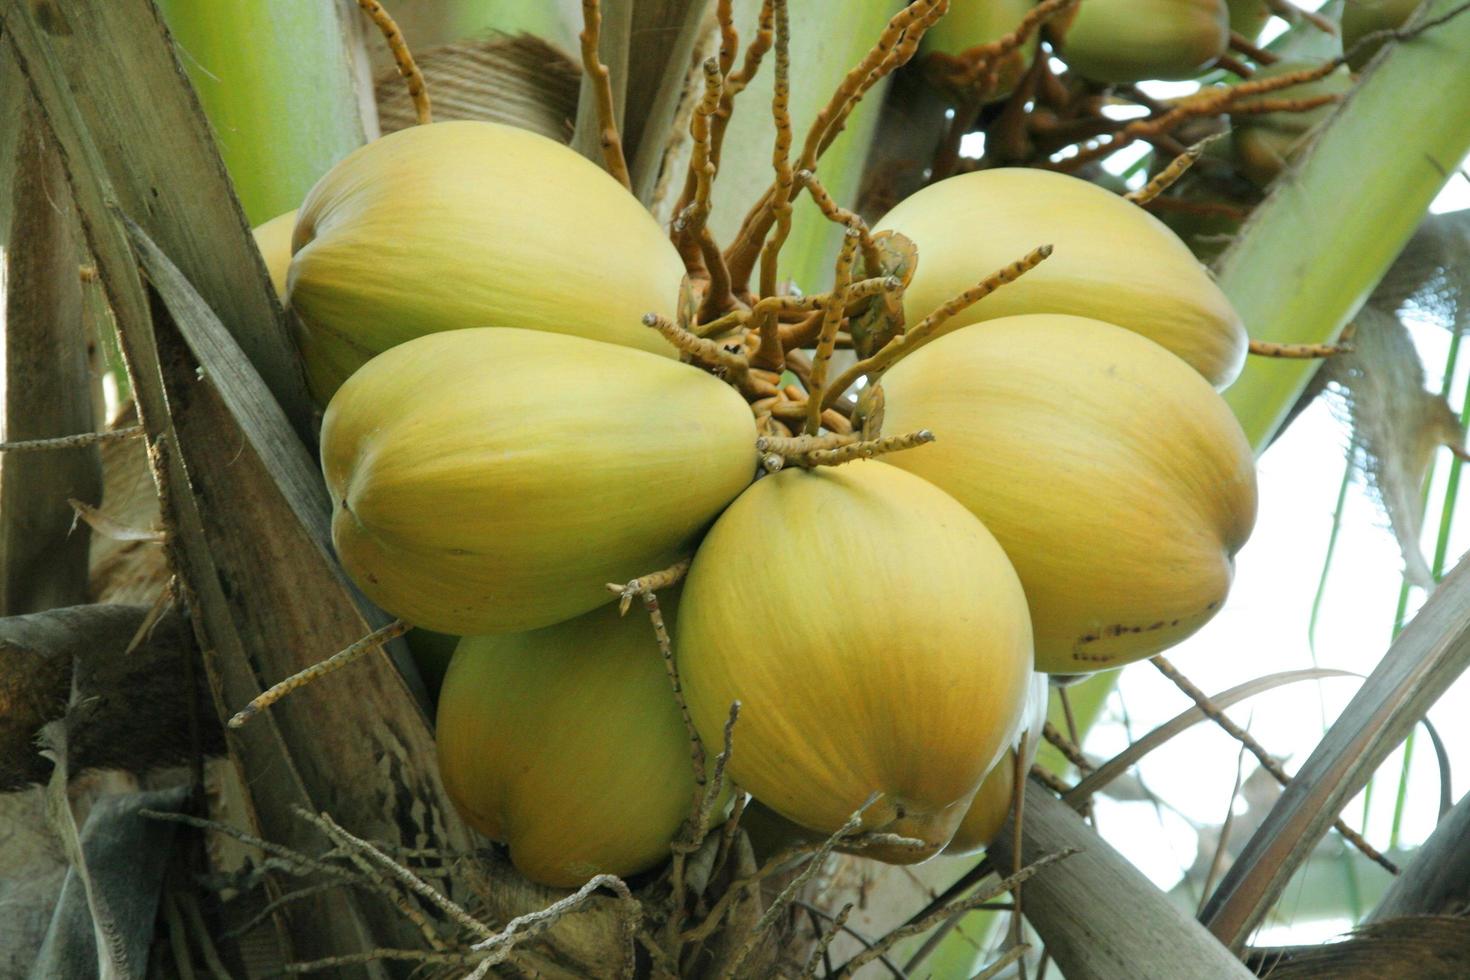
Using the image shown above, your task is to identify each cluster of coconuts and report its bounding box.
[921,0,1243,90]
[253,103,1257,886]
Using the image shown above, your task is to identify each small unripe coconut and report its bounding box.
[288,120,685,402]
[321,328,757,635]
[1052,0,1230,82]
[875,168,1246,387]
[882,314,1257,674]
[677,461,1034,858]
[437,593,711,888]
[920,0,1039,98]
[1231,60,1352,188]
[1343,0,1421,70]
[251,208,296,300]
[945,673,1048,855]
[1226,0,1272,43]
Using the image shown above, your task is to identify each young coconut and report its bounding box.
[321,328,757,635]
[1343,0,1421,70]
[287,120,685,402]
[676,461,1034,858]
[251,208,296,300]
[1230,60,1352,188]
[1050,0,1231,83]
[874,168,1247,388]
[1226,0,1272,44]
[881,314,1257,675]
[437,592,715,888]
[920,0,1040,99]
[945,672,1049,855]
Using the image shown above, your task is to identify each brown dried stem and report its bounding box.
[721,793,883,979]
[1151,654,1399,874]
[805,229,861,434]
[726,0,948,293]
[1229,30,1279,66]
[800,429,934,467]
[822,244,1052,409]
[800,903,855,979]
[758,0,795,300]
[643,313,750,380]
[1008,734,1029,972]
[0,424,143,452]
[797,170,882,275]
[1030,764,1074,795]
[606,557,692,614]
[1055,61,1345,170]
[227,619,411,728]
[469,874,641,976]
[295,806,486,947]
[1227,93,1342,117]
[1042,721,1095,773]
[579,0,633,190]
[674,59,725,253]
[1215,52,1255,77]
[1249,338,1354,358]
[831,848,1078,978]
[1126,136,1221,205]
[356,1,430,125]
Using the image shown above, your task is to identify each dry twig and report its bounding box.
[579,0,632,189]
[356,0,431,124]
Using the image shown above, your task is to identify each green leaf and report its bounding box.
[154,0,371,224]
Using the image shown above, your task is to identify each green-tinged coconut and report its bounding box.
[946,673,1048,854]
[1052,0,1230,82]
[1231,60,1352,187]
[437,593,712,887]
[1227,0,1272,42]
[875,167,1247,387]
[882,314,1257,674]
[251,208,296,300]
[288,120,685,402]
[677,461,1034,859]
[321,328,757,635]
[920,0,1039,98]
[1343,0,1422,70]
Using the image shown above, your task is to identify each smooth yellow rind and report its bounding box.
[1054,0,1230,83]
[250,208,296,300]
[946,673,1048,855]
[321,328,757,635]
[437,595,707,888]
[882,314,1257,674]
[875,167,1247,388]
[677,461,1034,857]
[288,120,685,403]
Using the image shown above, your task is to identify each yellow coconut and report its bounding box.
[946,673,1049,855]
[920,0,1039,98]
[874,167,1246,388]
[287,120,685,402]
[1343,0,1421,70]
[437,593,709,888]
[321,328,757,635]
[1052,0,1230,82]
[251,208,296,300]
[677,461,1034,858]
[1231,60,1352,188]
[882,314,1257,674]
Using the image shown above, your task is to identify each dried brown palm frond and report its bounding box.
[376,33,582,141]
